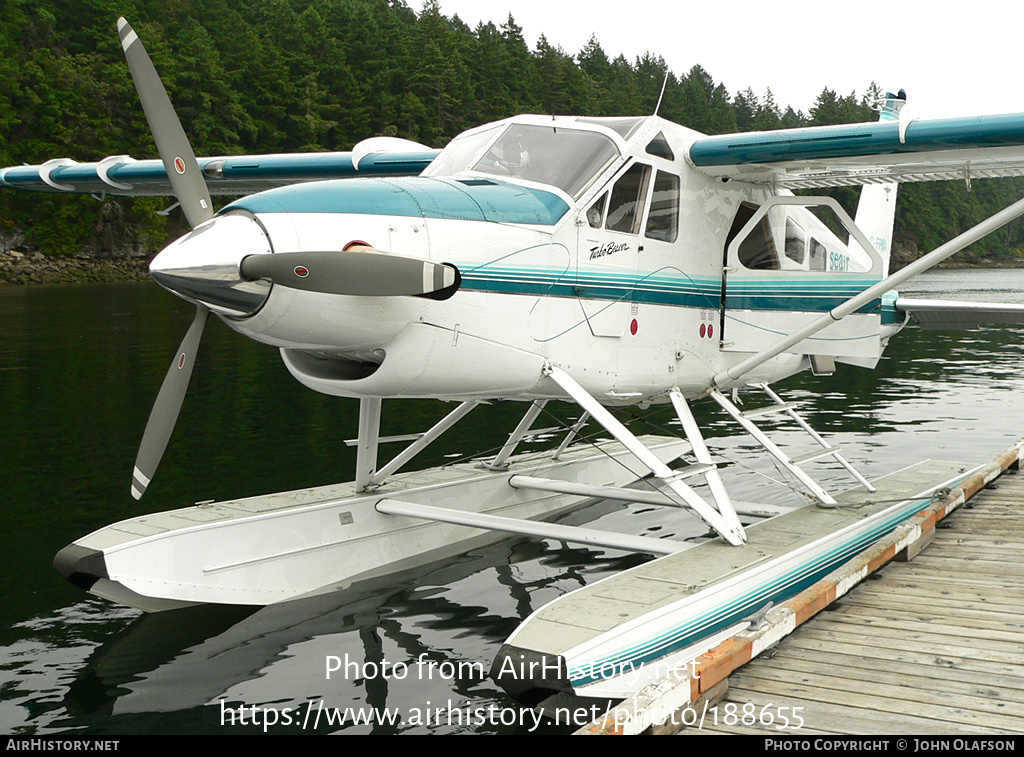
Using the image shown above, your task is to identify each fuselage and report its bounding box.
[150,114,906,405]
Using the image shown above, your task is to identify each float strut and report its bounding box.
[355,398,382,491]
[367,400,479,487]
[485,400,548,470]
[544,365,746,545]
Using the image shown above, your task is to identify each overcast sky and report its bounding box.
[417,0,1022,122]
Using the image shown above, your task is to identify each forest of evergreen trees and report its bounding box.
[2,0,1023,262]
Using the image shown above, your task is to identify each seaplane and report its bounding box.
[7,18,1024,705]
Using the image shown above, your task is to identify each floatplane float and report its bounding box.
[7,18,1024,705]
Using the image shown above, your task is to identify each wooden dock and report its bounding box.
[580,440,1023,735]
[689,463,1024,735]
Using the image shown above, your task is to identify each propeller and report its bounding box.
[119,18,462,498]
[239,248,461,300]
[119,17,214,499]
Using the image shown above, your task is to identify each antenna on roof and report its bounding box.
[654,71,669,116]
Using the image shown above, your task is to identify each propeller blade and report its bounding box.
[131,306,209,500]
[239,249,461,300]
[119,18,216,499]
[118,17,213,229]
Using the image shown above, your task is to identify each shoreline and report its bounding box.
[2,250,1023,288]
[0,251,151,286]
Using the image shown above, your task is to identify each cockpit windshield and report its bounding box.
[424,123,620,198]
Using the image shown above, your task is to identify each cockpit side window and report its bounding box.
[606,163,651,234]
[587,192,608,228]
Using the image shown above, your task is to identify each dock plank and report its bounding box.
[731,662,1024,721]
[840,591,1024,622]
[724,679,1015,734]
[762,650,1024,700]
[817,604,1024,640]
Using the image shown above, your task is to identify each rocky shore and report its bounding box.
[889,244,1024,271]
[0,249,151,285]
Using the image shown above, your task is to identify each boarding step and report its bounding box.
[522,426,561,438]
[789,445,843,465]
[344,432,424,446]
[740,402,799,419]
[662,463,718,482]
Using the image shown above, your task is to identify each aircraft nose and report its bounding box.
[150,213,273,317]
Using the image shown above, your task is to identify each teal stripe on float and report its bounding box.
[566,475,971,685]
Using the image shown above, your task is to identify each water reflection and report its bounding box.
[47,537,648,734]
[2,271,1024,734]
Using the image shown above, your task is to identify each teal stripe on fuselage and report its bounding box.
[725,294,881,313]
[459,267,889,314]
[225,176,569,225]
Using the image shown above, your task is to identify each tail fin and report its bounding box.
[851,90,906,275]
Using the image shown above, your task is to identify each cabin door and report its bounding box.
[574,162,650,337]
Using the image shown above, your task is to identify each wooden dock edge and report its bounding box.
[576,439,1024,736]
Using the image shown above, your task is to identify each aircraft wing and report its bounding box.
[688,113,1024,189]
[894,297,1024,330]
[0,140,440,197]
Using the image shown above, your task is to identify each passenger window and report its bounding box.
[587,192,607,228]
[784,218,806,264]
[727,203,867,276]
[727,202,779,270]
[809,237,827,271]
[606,164,651,234]
[645,171,679,242]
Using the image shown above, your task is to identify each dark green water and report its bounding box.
[1,270,1023,734]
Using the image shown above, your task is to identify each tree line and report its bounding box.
[1,0,1021,261]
